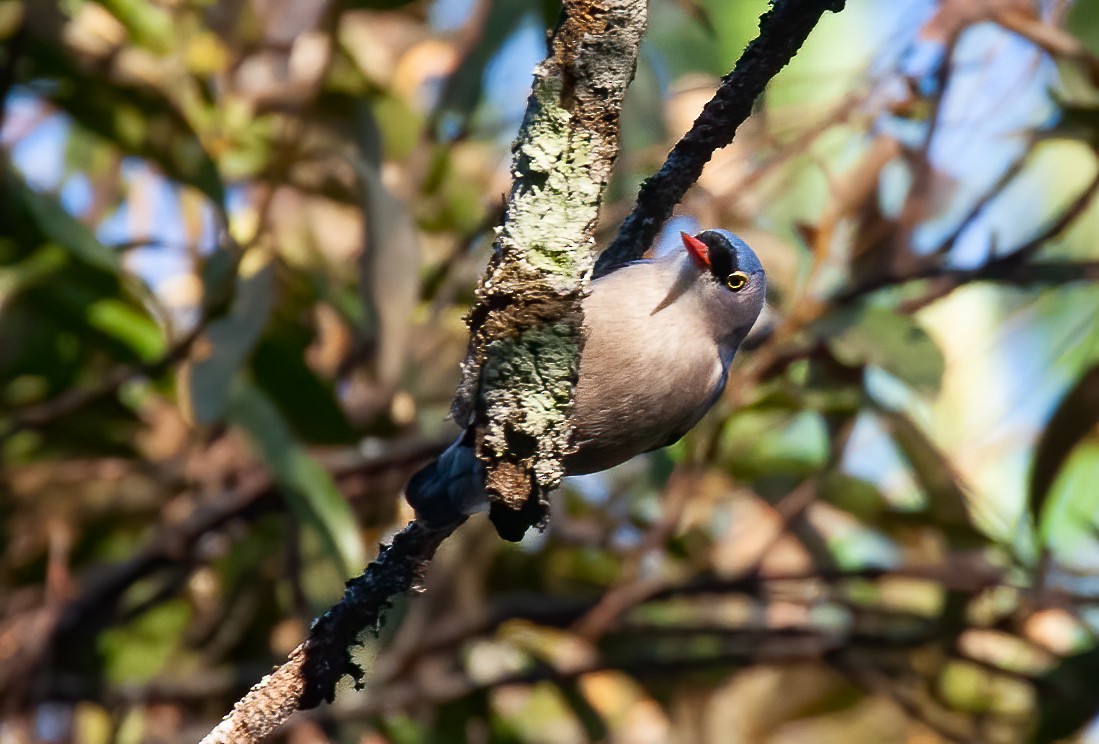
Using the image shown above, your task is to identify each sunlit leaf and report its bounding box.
[818,306,945,393]
[0,1,24,41]
[100,0,175,54]
[554,680,609,741]
[85,298,165,362]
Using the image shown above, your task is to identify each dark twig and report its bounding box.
[0,438,447,709]
[200,518,464,744]
[930,150,1031,258]
[836,167,1099,306]
[296,519,464,707]
[595,0,846,275]
[983,168,1099,268]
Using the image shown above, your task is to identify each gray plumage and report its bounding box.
[407,229,766,527]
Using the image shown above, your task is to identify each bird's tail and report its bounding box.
[405,437,488,525]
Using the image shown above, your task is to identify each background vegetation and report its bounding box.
[4,0,1099,741]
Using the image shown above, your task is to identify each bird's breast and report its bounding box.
[564,272,727,475]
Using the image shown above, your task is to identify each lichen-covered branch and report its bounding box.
[198,2,647,740]
[451,0,648,540]
[595,0,846,276]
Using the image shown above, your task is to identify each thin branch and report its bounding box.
[570,469,702,640]
[200,519,462,744]
[995,6,1099,85]
[572,477,820,640]
[836,166,1099,305]
[930,150,1031,258]
[595,0,846,275]
[0,323,206,440]
[0,439,446,708]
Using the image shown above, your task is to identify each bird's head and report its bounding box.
[678,229,766,346]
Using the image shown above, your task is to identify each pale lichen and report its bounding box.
[450,0,648,538]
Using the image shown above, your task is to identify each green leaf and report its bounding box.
[0,244,69,308]
[100,598,191,684]
[0,2,23,41]
[86,298,166,362]
[1029,363,1099,529]
[8,174,120,273]
[1,169,167,368]
[198,243,242,317]
[228,381,365,576]
[819,472,885,522]
[718,409,830,480]
[252,334,357,444]
[819,306,945,393]
[180,252,274,424]
[875,407,978,540]
[1035,442,1099,556]
[1066,0,1099,55]
[99,0,175,53]
[24,33,225,204]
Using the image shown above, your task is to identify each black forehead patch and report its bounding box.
[696,230,737,279]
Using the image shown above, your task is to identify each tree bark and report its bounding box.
[452,0,648,539]
[199,1,647,740]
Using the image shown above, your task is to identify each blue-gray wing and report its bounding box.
[405,437,487,524]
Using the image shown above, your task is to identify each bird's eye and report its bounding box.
[725,271,749,291]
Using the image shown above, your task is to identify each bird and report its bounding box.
[406,229,766,539]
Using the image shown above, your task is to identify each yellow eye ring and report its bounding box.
[726,271,749,291]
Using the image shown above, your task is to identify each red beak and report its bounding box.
[680,232,710,268]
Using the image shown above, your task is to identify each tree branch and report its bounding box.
[199,0,647,739]
[200,519,461,744]
[451,0,648,539]
[836,166,1099,306]
[595,0,846,275]
[0,439,446,710]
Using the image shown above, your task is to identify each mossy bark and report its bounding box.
[451,0,647,538]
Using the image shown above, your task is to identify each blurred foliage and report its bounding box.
[4,1,1099,743]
